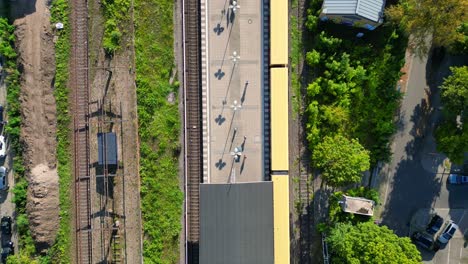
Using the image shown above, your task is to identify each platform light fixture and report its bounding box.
[230,51,240,64]
[229,1,240,13]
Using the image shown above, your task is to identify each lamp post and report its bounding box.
[229,0,240,13]
[230,51,240,64]
[230,100,241,111]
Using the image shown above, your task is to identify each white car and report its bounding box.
[0,166,7,190]
[437,220,459,244]
[0,136,5,158]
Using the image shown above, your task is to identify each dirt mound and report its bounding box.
[26,164,59,251]
[13,0,59,251]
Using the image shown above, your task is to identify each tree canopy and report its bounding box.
[435,66,468,164]
[386,0,468,55]
[327,222,422,264]
[440,66,468,115]
[312,134,370,186]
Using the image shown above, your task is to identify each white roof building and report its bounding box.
[339,195,375,216]
[320,0,386,30]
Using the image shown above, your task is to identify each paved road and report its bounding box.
[377,51,468,263]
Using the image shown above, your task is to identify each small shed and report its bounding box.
[97,132,117,166]
[339,195,375,216]
[319,0,385,30]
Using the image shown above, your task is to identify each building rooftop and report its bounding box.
[199,182,274,264]
[340,195,375,216]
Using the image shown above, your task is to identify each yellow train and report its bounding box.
[270,0,290,262]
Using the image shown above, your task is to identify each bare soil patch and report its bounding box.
[12,0,59,252]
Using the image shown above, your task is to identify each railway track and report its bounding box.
[71,0,92,263]
[183,0,202,261]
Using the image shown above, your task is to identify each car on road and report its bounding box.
[412,232,436,251]
[449,174,468,184]
[426,214,444,234]
[0,167,7,191]
[0,136,5,158]
[1,217,11,236]
[437,220,459,244]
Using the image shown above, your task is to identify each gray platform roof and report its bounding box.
[200,182,274,264]
[322,0,385,22]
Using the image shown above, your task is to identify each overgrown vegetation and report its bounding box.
[134,0,183,262]
[0,18,39,263]
[386,0,468,56]
[47,0,73,262]
[435,66,468,164]
[312,134,370,186]
[304,0,407,165]
[101,0,131,54]
[1,1,73,262]
[290,15,302,115]
[327,222,421,263]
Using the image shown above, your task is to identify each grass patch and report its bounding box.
[101,0,131,54]
[290,15,302,116]
[134,0,183,263]
[47,0,73,262]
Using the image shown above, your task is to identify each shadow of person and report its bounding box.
[240,81,248,105]
[240,156,246,174]
[241,136,246,150]
[214,69,225,80]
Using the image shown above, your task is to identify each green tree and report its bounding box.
[435,66,468,164]
[327,222,422,264]
[440,66,468,115]
[386,0,468,55]
[435,120,468,164]
[451,22,468,54]
[312,134,370,186]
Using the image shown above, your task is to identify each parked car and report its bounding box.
[0,136,5,158]
[438,220,459,244]
[1,217,11,236]
[426,214,444,234]
[412,232,435,250]
[0,105,3,123]
[449,174,468,184]
[1,241,13,264]
[0,167,7,191]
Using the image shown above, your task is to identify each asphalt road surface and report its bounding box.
[377,51,468,263]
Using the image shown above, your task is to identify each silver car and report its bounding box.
[0,166,7,190]
[438,220,459,244]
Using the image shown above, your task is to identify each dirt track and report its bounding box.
[12,0,59,251]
